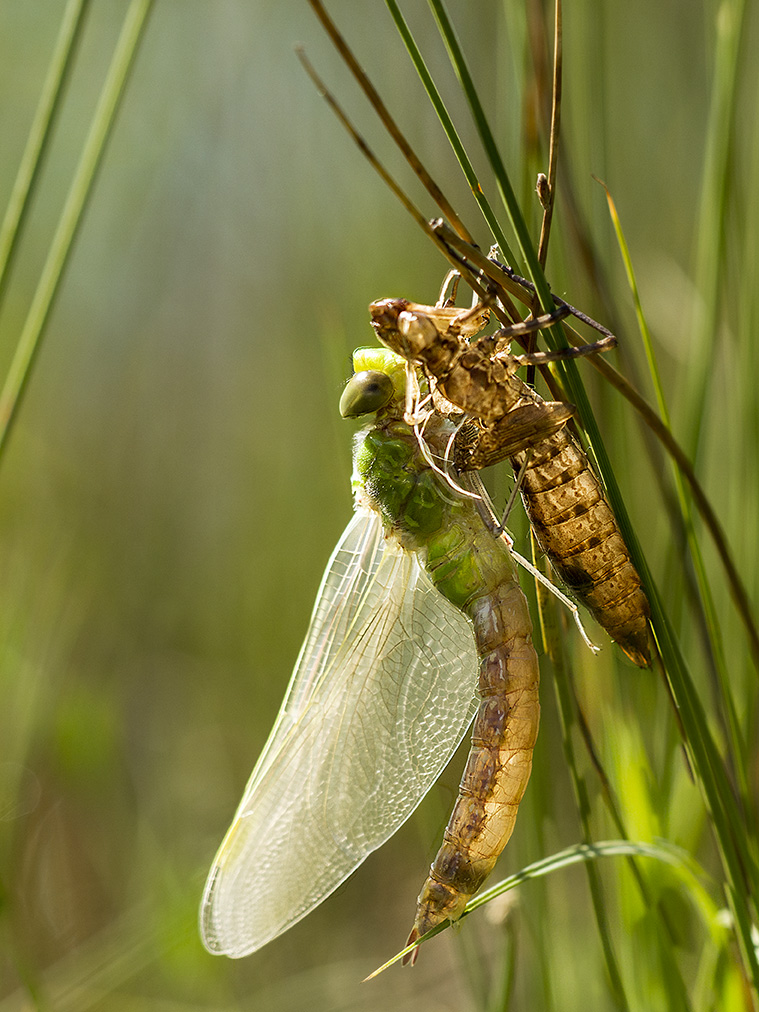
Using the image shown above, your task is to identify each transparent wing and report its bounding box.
[200,505,479,957]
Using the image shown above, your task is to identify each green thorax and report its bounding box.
[353,412,515,613]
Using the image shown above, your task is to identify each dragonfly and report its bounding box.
[200,346,540,961]
[370,295,651,668]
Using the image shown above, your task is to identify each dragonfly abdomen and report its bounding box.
[407,526,540,950]
[345,360,542,960]
[513,428,650,666]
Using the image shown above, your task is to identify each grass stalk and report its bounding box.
[539,588,633,1012]
[687,0,747,465]
[0,0,154,468]
[0,0,90,312]
[602,183,749,800]
[384,0,519,267]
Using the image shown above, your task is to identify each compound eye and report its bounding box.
[339,370,394,418]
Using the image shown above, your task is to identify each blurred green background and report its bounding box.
[0,2,757,1010]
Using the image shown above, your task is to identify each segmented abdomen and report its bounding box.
[357,413,540,956]
[407,513,540,951]
[512,427,650,667]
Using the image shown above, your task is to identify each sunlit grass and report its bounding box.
[308,1,758,1008]
[0,3,756,1011]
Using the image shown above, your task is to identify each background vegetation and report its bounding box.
[0,2,756,1010]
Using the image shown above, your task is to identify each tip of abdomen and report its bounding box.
[619,630,651,668]
[605,605,652,667]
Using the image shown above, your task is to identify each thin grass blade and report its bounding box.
[0,0,91,312]
[0,0,154,468]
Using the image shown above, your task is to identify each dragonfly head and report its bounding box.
[339,348,406,418]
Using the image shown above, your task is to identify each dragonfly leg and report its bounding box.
[490,302,571,349]
[509,332,617,367]
[462,471,601,655]
[497,452,531,535]
[436,268,461,308]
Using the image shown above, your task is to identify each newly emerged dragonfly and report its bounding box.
[200,347,540,960]
[370,295,651,667]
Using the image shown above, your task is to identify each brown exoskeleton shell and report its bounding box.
[370,297,650,667]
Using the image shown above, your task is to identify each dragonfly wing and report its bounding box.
[200,506,479,957]
[233,506,388,805]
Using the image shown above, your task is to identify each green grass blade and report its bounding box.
[367,840,700,978]
[427,0,533,277]
[546,629,633,1011]
[0,0,90,311]
[603,183,749,791]
[648,581,759,1004]
[467,840,699,913]
[0,0,154,468]
[384,0,519,267]
[687,0,747,465]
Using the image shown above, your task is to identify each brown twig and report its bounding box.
[528,0,561,387]
[297,47,430,237]
[299,50,526,336]
[536,0,562,271]
[307,0,473,244]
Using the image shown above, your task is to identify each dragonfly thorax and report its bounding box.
[355,420,450,544]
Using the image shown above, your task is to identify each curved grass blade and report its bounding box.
[365,840,695,979]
